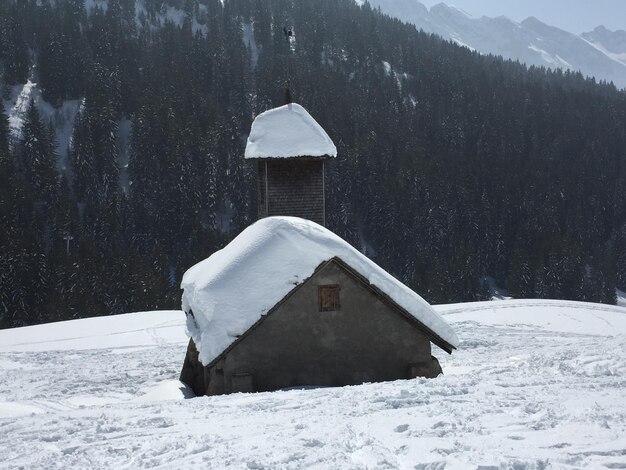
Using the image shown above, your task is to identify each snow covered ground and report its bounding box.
[0,300,624,469]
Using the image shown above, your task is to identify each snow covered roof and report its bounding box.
[244,103,337,159]
[181,217,459,366]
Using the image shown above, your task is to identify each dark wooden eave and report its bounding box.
[247,154,333,161]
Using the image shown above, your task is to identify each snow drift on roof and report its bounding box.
[244,103,337,159]
[181,217,458,366]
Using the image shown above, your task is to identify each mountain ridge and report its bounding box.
[368,0,626,88]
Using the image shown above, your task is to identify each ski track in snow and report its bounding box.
[0,301,624,469]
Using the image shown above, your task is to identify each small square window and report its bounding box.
[319,285,340,311]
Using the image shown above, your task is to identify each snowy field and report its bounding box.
[0,300,624,469]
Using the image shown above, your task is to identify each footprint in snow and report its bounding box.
[302,438,324,447]
[394,424,409,432]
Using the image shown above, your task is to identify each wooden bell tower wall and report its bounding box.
[257,158,326,226]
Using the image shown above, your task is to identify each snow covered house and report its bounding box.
[244,102,336,226]
[179,102,457,396]
[180,217,459,396]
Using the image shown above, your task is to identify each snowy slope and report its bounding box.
[0,300,625,468]
[2,80,80,170]
[367,0,626,89]
[0,310,186,353]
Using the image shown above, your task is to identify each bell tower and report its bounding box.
[245,102,336,226]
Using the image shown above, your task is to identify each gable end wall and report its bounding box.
[204,260,438,394]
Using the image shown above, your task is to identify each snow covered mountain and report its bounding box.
[582,26,626,66]
[1,300,625,468]
[368,0,626,89]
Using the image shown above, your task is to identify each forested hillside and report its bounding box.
[1,0,625,328]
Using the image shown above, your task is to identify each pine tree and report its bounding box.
[543,251,563,299]
[0,3,29,85]
[19,101,57,200]
[70,101,96,203]
[38,30,66,106]
[0,109,17,327]
[86,63,121,201]
[508,243,534,298]
[0,111,49,327]
[0,106,9,161]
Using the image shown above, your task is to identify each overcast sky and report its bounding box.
[417,0,626,34]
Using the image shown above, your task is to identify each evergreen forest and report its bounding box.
[1,0,626,328]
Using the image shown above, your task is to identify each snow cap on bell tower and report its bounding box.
[244,103,337,160]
